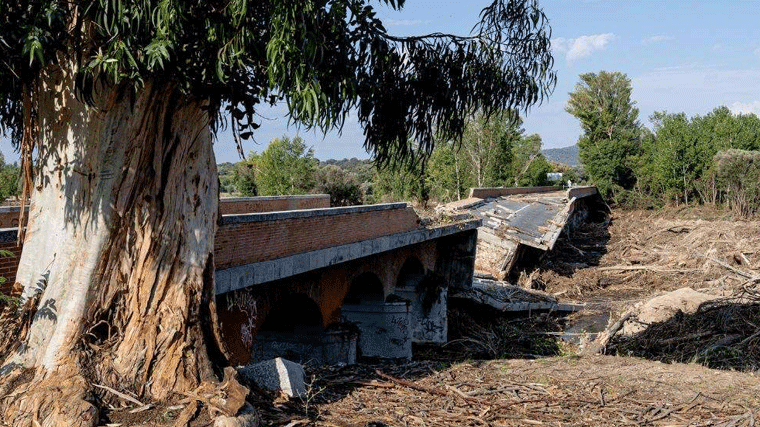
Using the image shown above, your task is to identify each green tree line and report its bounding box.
[567,70,760,215]
[221,114,565,206]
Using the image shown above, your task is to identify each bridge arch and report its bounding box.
[259,293,323,333]
[343,272,385,305]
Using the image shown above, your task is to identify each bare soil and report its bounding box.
[538,206,760,311]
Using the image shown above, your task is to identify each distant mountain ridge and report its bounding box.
[542,144,579,167]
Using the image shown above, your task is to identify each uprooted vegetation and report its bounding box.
[101,207,760,425]
[607,296,760,371]
[529,206,760,373]
[256,207,760,426]
[430,300,565,361]
[250,356,760,426]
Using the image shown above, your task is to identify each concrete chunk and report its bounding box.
[238,357,305,398]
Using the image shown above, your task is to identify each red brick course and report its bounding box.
[220,195,330,215]
[0,204,420,288]
[0,208,23,229]
[0,240,22,295]
[214,207,419,269]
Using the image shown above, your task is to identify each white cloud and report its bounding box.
[754,47,760,57]
[552,33,616,63]
[730,101,760,116]
[642,35,673,44]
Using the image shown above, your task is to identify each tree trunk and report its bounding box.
[0,64,235,426]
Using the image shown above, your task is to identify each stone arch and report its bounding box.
[395,256,425,295]
[343,272,384,305]
[259,293,323,333]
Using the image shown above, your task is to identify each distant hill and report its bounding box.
[542,144,580,167]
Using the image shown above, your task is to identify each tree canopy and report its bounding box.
[253,136,317,196]
[1,0,556,165]
[637,107,760,205]
[566,71,642,199]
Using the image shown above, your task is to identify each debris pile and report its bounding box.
[250,357,760,426]
[440,186,606,281]
[592,287,760,371]
[538,208,760,304]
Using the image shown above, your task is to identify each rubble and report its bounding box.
[450,276,584,313]
[238,358,306,398]
[440,186,607,280]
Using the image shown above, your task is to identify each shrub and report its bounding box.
[713,149,760,216]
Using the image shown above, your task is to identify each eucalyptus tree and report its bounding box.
[0,1,555,425]
[566,71,642,199]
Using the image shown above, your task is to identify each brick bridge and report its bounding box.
[0,194,480,364]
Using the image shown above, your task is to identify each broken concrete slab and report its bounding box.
[450,277,585,313]
[440,186,604,280]
[238,357,306,398]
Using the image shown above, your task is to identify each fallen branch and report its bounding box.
[92,383,145,407]
[705,256,760,282]
[598,265,693,273]
[375,370,547,408]
[584,310,635,355]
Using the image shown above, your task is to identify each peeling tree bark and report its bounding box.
[0,63,234,427]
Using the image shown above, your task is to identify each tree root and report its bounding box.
[0,365,253,427]
[1,367,98,427]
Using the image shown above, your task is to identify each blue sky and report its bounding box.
[3,1,760,163]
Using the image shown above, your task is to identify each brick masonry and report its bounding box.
[0,201,421,292]
[0,235,22,295]
[220,194,330,214]
[0,195,332,231]
[215,205,419,269]
[0,207,24,229]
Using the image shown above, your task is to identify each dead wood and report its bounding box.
[376,370,552,409]
[585,310,634,355]
[704,256,760,282]
[173,400,199,427]
[92,383,146,407]
[598,265,694,273]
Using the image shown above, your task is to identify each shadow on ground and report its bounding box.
[607,300,760,371]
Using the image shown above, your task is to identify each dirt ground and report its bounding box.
[265,355,760,427]
[538,206,760,311]
[104,207,760,426]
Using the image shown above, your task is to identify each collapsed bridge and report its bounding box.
[0,187,603,367]
[0,194,479,365]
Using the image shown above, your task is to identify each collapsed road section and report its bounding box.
[441,186,608,282]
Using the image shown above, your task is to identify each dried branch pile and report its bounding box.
[538,208,760,305]
[607,295,760,371]
[251,357,760,426]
